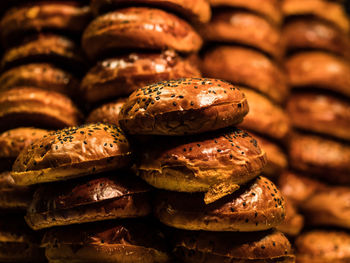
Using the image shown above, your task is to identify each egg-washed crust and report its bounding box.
[155,176,285,232]
[82,7,203,59]
[12,123,132,186]
[86,98,127,125]
[90,0,211,24]
[119,78,248,136]
[137,127,266,203]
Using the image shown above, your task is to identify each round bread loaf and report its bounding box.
[26,174,151,230]
[287,92,350,141]
[1,34,85,73]
[0,87,82,132]
[82,7,202,60]
[301,186,350,229]
[282,0,349,32]
[0,63,79,97]
[119,78,248,136]
[90,0,211,24]
[239,88,290,141]
[155,176,285,231]
[172,229,295,263]
[288,132,350,184]
[285,51,350,98]
[202,46,288,104]
[12,123,132,185]
[209,0,282,25]
[42,220,170,263]
[282,17,350,58]
[276,197,304,237]
[295,230,350,263]
[0,2,91,47]
[86,98,126,125]
[202,10,281,59]
[137,127,266,204]
[80,51,201,105]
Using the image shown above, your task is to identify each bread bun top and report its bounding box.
[86,98,126,125]
[119,78,248,135]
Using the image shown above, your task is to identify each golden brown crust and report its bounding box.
[202,10,282,59]
[278,171,326,206]
[119,78,248,136]
[26,175,151,230]
[286,52,350,98]
[0,87,82,131]
[155,176,285,232]
[90,0,211,24]
[209,0,282,25]
[80,51,201,104]
[276,197,304,237]
[202,46,288,104]
[42,221,170,263]
[137,127,267,203]
[239,88,290,141]
[301,186,350,229]
[282,18,350,58]
[0,63,79,97]
[288,132,350,184]
[296,230,350,262]
[1,34,85,72]
[172,230,294,263]
[86,98,126,125]
[1,2,91,47]
[287,92,350,141]
[82,7,202,59]
[282,0,349,32]
[12,123,132,185]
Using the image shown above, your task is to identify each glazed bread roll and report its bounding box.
[90,0,211,23]
[202,10,281,59]
[137,127,266,204]
[12,123,132,185]
[0,87,82,131]
[287,92,350,141]
[286,51,350,98]
[80,51,201,105]
[155,176,285,232]
[42,220,170,263]
[202,46,288,104]
[172,229,295,263]
[119,78,248,136]
[86,98,126,125]
[26,174,151,230]
[82,7,202,59]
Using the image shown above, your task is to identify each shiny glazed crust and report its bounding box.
[172,230,294,262]
[137,127,267,203]
[119,78,248,136]
[86,98,126,125]
[209,0,282,25]
[288,132,350,184]
[276,198,304,237]
[26,175,151,229]
[239,88,290,141]
[282,0,349,32]
[0,63,79,97]
[12,123,132,185]
[80,51,201,104]
[0,3,91,46]
[202,46,288,104]
[282,18,350,58]
[202,10,282,59]
[90,0,211,23]
[155,176,285,231]
[82,7,203,59]
[287,92,350,141]
[286,52,350,97]
[0,87,82,131]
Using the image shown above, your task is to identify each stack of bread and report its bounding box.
[280,0,350,261]
[81,0,209,123]
[118,77,295,262]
